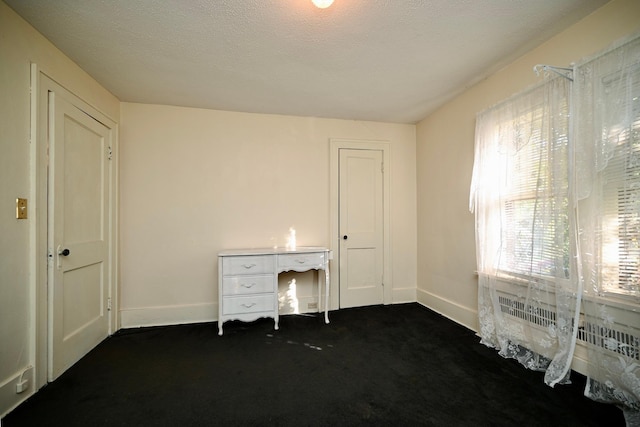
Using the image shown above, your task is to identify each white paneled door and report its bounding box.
[48,90,112,381]
[339,149,384,308]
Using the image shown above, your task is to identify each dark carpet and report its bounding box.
[3,303,625,426]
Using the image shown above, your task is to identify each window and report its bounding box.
[599,65,640,297]
[473,58,640,298]
[500,104,570,279]
[471,78,570,282]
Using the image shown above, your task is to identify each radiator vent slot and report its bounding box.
[497,294,639,361]
[577,323,640,361]
[498,295,556,328]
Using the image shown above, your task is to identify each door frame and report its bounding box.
[31,65,119,388]
[329,139,391,309]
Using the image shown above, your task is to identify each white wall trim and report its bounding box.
[0,366,34,419]
[120,303,218,329]
[392,286,417,304]
[30,63,47,392]
[417,289,593,379]
[416,288,478,332]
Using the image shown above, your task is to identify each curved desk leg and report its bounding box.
[324,264,330,324]
[218,322,223,336]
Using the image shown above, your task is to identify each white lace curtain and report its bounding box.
[574,35,640,425]
[469,75,577,385]
[470,34,640,425]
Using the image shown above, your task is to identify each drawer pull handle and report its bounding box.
[241,283,256,288]
[242,263,257,269]
[295,259,307,264]
[241,303,256,308]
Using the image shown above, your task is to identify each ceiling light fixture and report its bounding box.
[312,0,334,9]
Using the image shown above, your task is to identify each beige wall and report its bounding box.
[119,103,417,326]
[0,1,119,417]
[416,0,640,331]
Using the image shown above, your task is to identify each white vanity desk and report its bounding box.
[218,247,331,336]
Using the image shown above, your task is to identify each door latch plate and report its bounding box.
[16,198,27,219]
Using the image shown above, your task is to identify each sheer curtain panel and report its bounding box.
[574,35,640,424]
[470,76,576,387]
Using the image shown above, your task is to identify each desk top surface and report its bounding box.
[218,246,330,257]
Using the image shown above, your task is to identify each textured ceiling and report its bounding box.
[6,0,609,123]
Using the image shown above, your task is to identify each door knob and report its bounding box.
[343,235,348,240]
[56,245,70,270]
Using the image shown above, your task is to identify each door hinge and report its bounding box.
[381,162,384,173]
[108,146,113,160]
[107,297,112,311]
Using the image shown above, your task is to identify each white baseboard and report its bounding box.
[418,287,593,379]
[416,288,478,332]
[392,287,417,304]
[119,303,217,329]
[0,366,34,419]
[118,289,473,331]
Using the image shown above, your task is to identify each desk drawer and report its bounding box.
[223,295,274,315]
[222,274,275,296]
[278,252,325,271]
[223,255,274,275]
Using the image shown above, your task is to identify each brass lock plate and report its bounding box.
[16,198,27,219]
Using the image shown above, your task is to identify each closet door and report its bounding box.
[48,89,112,380]
[339,148,384,308]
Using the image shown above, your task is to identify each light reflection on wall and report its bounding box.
[286,227,296,250]
[278,278,299,314]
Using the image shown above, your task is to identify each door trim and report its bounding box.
[329,139,391,309]
[31,65,119,388]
